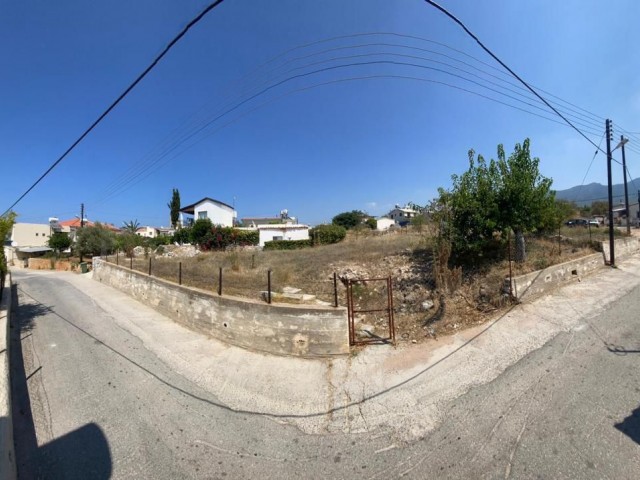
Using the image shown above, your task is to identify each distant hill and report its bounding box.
[555,178,640,206]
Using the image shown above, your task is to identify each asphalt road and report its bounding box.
[9,269,640,479]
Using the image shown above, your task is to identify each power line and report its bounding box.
[422,0,607,157]
[93,46,608,204]
[1,0,227,217]
[94,73,605,204]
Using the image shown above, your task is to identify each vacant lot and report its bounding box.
[107,225,614,343]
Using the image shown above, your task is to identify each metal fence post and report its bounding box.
[116,250,119,265]
[148,257,152,276]
[267,269,272,304]
[218,267,222,296]
[130,256,133,270]
[178,262,182,285]
[333,272,338,307]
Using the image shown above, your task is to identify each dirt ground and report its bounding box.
[110,226,615,345]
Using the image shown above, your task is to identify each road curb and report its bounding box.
[0,273,16,480]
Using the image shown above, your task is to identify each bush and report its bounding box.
[310,224,347,245]
[172,227,191,244]
[197,226,260,251]
[75,224,116,257]
[264,239,313,250]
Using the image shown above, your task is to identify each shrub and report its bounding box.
[172,227,191,244]
[310,224,346,245]
[198,226,260,251]
[264,239,313,250]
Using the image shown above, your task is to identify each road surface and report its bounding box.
[10,268,640,479]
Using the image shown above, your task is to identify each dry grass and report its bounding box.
[112,225,615,343]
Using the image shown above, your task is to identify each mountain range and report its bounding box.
[554,178,640,206]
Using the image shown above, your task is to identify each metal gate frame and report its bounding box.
[346,276,396,346]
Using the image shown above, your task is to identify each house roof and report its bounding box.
[18,246,53,253]
[59,218,94,228]
[58,219,120,232]
[180,197,234,214]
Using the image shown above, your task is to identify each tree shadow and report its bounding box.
[615,405,640,445]
[10,284,112,479]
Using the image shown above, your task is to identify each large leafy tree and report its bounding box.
[75,224,116,257]
[332,210,366,230]
[47,232,72,256]
[442,139,554,262]
[167,188,180,228]
[495,139,554,261]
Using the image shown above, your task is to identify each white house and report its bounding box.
[5,222,54,266]
[388,204,420,226]
[376,217,396,231]
[256,224,310,247]
[179,197,237,227]
[136,226,159,238]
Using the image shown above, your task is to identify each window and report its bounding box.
[198,211,207,219]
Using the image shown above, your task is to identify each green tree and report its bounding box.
[122,219,141,234]
[495,139,554,262]
[0,212,17,276]
[190,218,213,246]
[167,188,180,228]
[115,233,143,258]
[443,139,554,263]
[591,200,608,216]
[47,232,72,256]
[332,210,366,230]
[445,149,501,255]
[365,217,377,230]
[75,224,116,257]
[310,224,347,245]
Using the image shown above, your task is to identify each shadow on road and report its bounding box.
[10,284,112,479]
[615,405,640,445]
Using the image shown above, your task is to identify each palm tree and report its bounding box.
[122,219,141,234]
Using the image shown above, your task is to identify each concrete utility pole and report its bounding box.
[620,135,631,235]
[606,119,615,267]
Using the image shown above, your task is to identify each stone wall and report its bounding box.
[92,258,349,357]
[27,258,72,271]
[0,274,17,480]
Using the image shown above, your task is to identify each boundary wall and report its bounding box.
[92,258,349,357]
[0,274,16,480]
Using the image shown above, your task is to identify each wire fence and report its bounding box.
[101,225,621,320]
[102,253,341,306]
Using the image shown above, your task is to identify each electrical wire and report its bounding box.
[94,73,604,205]
[92,48,606,204]
[0,0,227,217]
[422,0,609,157]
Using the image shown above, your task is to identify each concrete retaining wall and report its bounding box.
[602,237,640,263]
[0,274,17,480]
[92,258,349,357]
[507,253,604,302]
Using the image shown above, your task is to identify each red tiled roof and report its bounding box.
[59,218,94,228]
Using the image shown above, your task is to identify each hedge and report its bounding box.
[263,239,313,250]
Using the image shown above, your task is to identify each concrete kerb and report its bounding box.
[0,273,16,480]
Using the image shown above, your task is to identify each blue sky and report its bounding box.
[3,0,640,227]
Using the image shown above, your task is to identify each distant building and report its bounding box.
[4,223,54,266]
[255,224,310,247]
[376,217,395,231]
[387,204,421,227]
[136,226,159,238]
[179,197,237,227]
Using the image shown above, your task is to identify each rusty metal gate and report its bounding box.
[346,276,396,346]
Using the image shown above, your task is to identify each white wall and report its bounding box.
[10,223,51,247]
[194,200,236,227]
[376,218,395,231]
[258,225,309,247]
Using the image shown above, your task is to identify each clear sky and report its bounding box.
[3,0,640,227]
